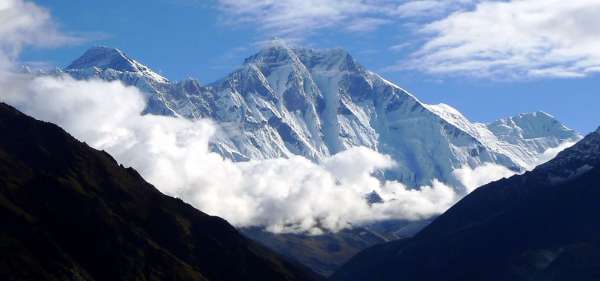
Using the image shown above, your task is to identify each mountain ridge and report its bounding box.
[56,44,581,188]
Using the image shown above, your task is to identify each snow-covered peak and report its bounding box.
[425,103,473,129]
[295,48,360,72]
[488,111,579,141]
[243,42,299,66]
[67,47,132,71]
[66,46,168,83]
[244,43,361,74]
[176,78,202,92]
[421,103,496,142]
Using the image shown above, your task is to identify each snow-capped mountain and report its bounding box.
[64,47,176,116]
[59,43,581,187]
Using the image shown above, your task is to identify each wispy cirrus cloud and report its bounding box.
[216,0,385,35]
[406,0,600,79]
[393,0,476,18]
[215,0,471,37]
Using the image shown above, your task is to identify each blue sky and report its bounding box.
[21,0,600,133]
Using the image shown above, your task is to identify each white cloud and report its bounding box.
[345,17,391,32]
[393,0,476,18]
[395,0,444,17]
[215,0,477,39]
[0,0,77,64]
[388,43,411,52]
[536,141,578,167]
[410,0,600,78]
[217,0,381,35]
[452,163,515,193]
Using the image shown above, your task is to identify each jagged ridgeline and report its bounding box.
[55,42,580,188]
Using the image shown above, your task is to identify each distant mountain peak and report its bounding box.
[67,46,133,71]
[264,37,291,49]
[295,47,360,72]
[67,46,168,83]
[244,42,360,73]
[488,111,579,141]
[493,111,555,125]
[244,40,298,66]
[512,111,558,123]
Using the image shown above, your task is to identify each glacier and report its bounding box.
[55,43,581,188]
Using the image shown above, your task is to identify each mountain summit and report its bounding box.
[66,46,168,83]
[61,45,580,187]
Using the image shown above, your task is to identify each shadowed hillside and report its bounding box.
[0,103,321,281]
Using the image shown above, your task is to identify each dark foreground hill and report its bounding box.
[332,128,600,281]
[0,102,321,281]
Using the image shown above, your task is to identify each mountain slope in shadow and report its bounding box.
[0,102,321,281]
[332,128,600,281]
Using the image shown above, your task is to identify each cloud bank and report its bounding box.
[0,72,469,234]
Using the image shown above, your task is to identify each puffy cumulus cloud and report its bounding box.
[0,0,77,64]
[375,180,458,220]
[410,0,600,78]
[452,163,516,193]
[322,147,394,188]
